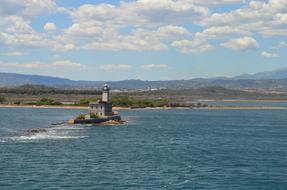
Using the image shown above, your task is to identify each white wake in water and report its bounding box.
[1,124,88,143]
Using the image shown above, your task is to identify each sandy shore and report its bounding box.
[0,104,286,110]
[0,104,89,109]
[220,99,287,102]
[206,106,287,110]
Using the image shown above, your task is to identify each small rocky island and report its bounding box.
[68,84,123,125]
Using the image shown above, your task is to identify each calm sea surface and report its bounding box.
[0,107,287,189]
[203,100,287,107]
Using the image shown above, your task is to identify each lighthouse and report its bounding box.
[102,84,110,103]
[89,84,113,117]
[70,84,122,124]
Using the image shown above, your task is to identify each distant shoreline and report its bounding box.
[0,104,89,109]
[0,104,286,110]
[209,99,287,102]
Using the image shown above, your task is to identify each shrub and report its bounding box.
[30,98,63,106]
[90,113,99,118]
[76,114,86,120]
[111,95,171,108]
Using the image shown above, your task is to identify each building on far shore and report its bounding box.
[89,84,113,117]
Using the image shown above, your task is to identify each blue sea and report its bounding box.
[0,107,287,189]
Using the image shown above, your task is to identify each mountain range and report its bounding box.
[1,68,287,91]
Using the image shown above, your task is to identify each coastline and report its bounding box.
[215,99,287,102]
[0,104,89,109]
[0,104,286,110]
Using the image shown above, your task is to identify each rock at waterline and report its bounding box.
[67,117,124,125]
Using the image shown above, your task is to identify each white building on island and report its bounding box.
[89,84,113,117]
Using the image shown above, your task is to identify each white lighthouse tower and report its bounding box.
[102,84,110,103]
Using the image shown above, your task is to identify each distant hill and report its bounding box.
[1,69,287,91]
[234,68,287,80]
[0,73,106,88]
[0,73,77,87]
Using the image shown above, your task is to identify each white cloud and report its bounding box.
[156,25,191,38]
[19,62,43,68]
[81,25,190,52]
[221,37,259,51]
[1,32,51,48]
[0,60,82,70]
[196,26,250,39]
[260,29,287,37]
[52,40,76,52]
[84,38,167,51]
[4,51,26,56]
[0,0,286,55]
[200,0,287,38]
[44,22,56,31]
[0,0,56,18]
[190,0,245,6]
[171,38,214,54]
[100,64,132,71]
[52,60,82,68]
[276,41,287,49]
[142,64,168,69]
[64,23,103,37]
[0,1,61,51]
[72,4,117,21]
[0,16,53,48]
[0,61,42,68]
[118,0,210,26]
[261,51,278,58]
[274,13,287,24]
[57,0,210,53]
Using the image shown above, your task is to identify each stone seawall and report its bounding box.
[69,115,122,124]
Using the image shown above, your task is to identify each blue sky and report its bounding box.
[0,0,286,81]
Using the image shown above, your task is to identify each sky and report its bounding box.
[0,0,287,81]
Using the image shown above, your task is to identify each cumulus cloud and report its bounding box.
[44,22,56,31]
[195,26,250,39]
[261,51,279,58]
[0,1,63,51]
[201,0,287,38]
[119,0,210,26]
[221,37,259,51]
[54,0,211,53]
[190,0,245,6]
[171,38,214,54]
[0,0,286,55]
[0,0,56,18]
[72,3,117,21]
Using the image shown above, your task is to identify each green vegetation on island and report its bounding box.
[112,95,171,108]
[0,84,101,95]
[75,95,205,108]
[76,114,86,120]
[27,98,62,106]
